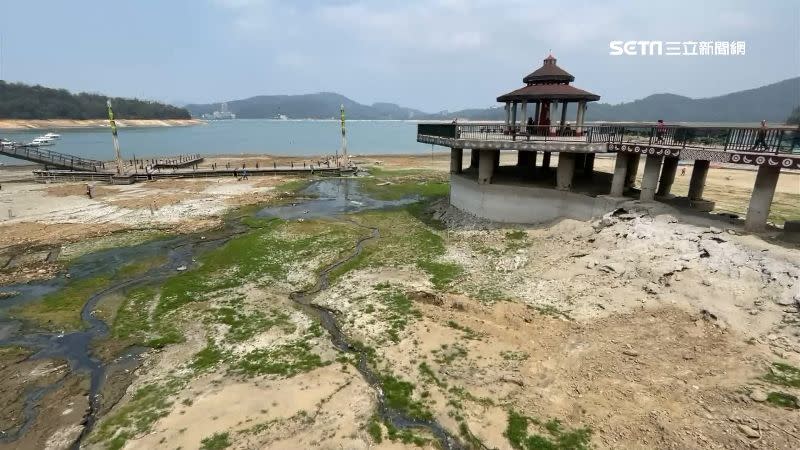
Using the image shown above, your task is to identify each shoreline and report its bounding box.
[0,118,205,131]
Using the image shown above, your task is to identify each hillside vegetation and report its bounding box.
[0,81,191,120]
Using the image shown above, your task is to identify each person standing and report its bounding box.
[656,119,666,143]
[751,120,769,151]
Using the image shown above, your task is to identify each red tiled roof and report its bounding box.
[522,55,575,84]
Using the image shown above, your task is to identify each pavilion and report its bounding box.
[497,55,600,137]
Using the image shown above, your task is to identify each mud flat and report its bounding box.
[0,166,798,449]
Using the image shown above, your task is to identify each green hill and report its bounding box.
[186,92,426,120]
[440,78,800,124]
[0,81,191,120]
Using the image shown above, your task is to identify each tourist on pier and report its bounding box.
[751,120,769,151]
[656,120,666,143]
[85,183,93,199]
[242,168,249,180]
[526,117,534,135]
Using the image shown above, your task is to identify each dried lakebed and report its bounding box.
[1,171,798,450]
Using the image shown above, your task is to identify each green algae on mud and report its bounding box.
[330,204,462,290]
[358,167,449,201]
[10,276,111,331]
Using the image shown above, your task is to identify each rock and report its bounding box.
[176,265,187,271]
[644,282,660,295]
[709,226,722,234]
[737,424,760,439]
[586,260,597,269]
[727,229,737,235]
[407,290,444,306]
[600,263,626,275]
[775,294,797,306]
[748,390,768,402]
[622,349,639,357]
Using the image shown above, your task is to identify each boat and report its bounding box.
[30,136,55,146]
[44,132,61,139]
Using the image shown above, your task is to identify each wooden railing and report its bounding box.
[417,123,800,154]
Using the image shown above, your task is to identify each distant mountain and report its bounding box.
[187,78,799,123]
[0,81,192,120]
[438,78,800,123]
[186,92,426,120]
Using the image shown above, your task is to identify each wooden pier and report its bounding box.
[32,166,353,183]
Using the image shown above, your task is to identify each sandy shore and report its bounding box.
[0,119,204,130]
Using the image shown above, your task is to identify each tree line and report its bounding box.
[0,81,191,120]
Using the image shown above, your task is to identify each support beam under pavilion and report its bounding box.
[478,150,495,185]
[542,152,551,170]
[610,153,629,196]
[745,165,780,231]
[557,153,576,191]
[450,148,463,174]
[640,154,663,201]
[656,157,679,197]
[688,160,710,200]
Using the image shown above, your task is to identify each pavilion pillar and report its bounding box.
[625,154,641,188]
[576,101,586,135]
[533,102,541,127]
[478,150,495,185]
[469,149,479,169]
[656,157,679,197]
[560,101,568,132]
[610,153,629,197]
[556,152,576,190]
[640,154,663,201]
[745,165,780,231]
[521,101,528,129]
[450,148,463,174]
[550,101,559,135]
[505,102,511,126]
[542,151,551,170]
[511,102,518,139]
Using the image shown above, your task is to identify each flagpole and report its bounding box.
[340,104,348,168]
[107,100,124,175]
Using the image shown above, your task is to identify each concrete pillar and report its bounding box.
[450,148,463,174]
[505,102,511,126]
[656,157,679,197]
[478,150,495,185]
[469,149,479,169]
[556,153,576,191]
[584,153,596,177]
[542,151,551,170]
[560,101,568,132]
[516,151,528,167]
[625,154,641,188]
[530,151,538,168]
[688,160,710,200]
[640,154,663,201]
[493,150,500,169]
[745,165,781,231]
[533,102,541,126]
[610,153,629,197]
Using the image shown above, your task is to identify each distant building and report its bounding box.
[202,102,236,120]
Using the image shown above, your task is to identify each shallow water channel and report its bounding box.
[0,178,461,449]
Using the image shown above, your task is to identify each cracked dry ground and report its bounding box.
[37,199,798,450]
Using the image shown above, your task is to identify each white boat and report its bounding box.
[30,136,55,146]
[44,132,61,139]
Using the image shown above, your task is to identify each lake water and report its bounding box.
[0,120,435,165]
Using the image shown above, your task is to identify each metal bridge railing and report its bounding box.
[417,123,800,155]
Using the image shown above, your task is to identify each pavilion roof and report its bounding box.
[497,83,600,102]
[522,55,575,84]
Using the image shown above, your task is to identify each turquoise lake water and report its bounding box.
[0,120,435,164]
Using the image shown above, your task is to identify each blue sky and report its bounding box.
[1,0,798,111]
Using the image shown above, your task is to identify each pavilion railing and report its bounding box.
[417,122,800,154]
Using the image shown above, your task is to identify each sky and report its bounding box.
[1,0,798,112]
